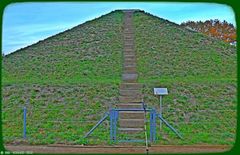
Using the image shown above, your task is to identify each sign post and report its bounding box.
[154,88,168,130]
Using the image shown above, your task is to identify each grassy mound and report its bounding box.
[2,10,124,145]
[133,11,237,145]
[2,10,237,145]
[2,10,124,85]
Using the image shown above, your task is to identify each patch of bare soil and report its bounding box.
[4,144,231,154]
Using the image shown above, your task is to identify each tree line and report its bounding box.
[181,19,236,43]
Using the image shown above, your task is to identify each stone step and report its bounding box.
[119,93,142,99]
[124,32,134,35]
[119,94,143,99]
[123,64,136,68]
[124,41,134,46]
[124,32,133,35]
[124,52,135,56]
[125,27,133,31]
[122,73,138,82]
[122,73,137,78]
[119,111,144,119]
[119,119,144,128]
[118,128,144,134]
[123,37,134,42]
[124,43,134,47]
[124,23,132,26]
[124,55,135,58]
[124,55,135,59]
[124,29,133,32]
[124,59,136,63]
[120,83,142,90]
[123,71,137,75]
[117,103,143,109]
[123,70,137,74]
[124,56,135,59]
[124,48,134,52]
[124,64,136,68]
[124,19,132,21]
[124,54,135,58]
[124,60,136,63]
[120,89,142,96]
[124,36,133,40]
[124,54,135,57]
[119,96,142,103]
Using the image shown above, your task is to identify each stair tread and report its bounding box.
[118,128,144,131]
[120,118,144,121]
[119,111,144,114]
[117,103,143,105]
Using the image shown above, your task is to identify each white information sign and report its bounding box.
[154,88,168,95]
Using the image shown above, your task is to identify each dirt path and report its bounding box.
[5,145,231,154]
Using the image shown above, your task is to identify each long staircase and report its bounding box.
[117,10,144,135]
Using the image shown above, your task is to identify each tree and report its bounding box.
[181,19,236,43]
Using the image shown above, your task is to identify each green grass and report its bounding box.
[2,10,124,145]
[133,11,237,145]
[2,10,237,146]
[2,10,124,85]
[134,11,237,81]
[2,83,119,145]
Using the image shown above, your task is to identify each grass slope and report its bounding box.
[2,10,237,145]
[2,10,123,145]
[2,10,123,85]
[133,11,237,145]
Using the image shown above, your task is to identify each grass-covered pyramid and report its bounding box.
[2,10,236,145]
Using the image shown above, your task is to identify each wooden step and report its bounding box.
[123,70,137,74]
[124,56,135,59]
[124,36,133,40]
[124,43,134,47]
[119,96,142,103]
[119,119,144,128]
[122,78,136,83]
[124,48,134,51]
[122,74,138,83]
[117,103,143,109]
[122,73,138,79]
[124,57,136,61]
[124,65,136,69]
[119,111,144,119]
[124,30,133,33]
[123,52,136,59]
[124,61,136,65]
[118,128,144,134]
[123,37,134,42]
[120,89,141,96]
[124,53,135,56]
[124,24,133,27]
[125,27,133,31]
[124,33,134,36]
[119,95,143,100]
[120,83,142,90]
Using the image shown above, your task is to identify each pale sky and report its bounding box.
[2,2,236,55]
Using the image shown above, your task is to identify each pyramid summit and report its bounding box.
[2,10,237,146]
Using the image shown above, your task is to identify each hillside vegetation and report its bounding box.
[133,11,237,145]
[2,10,124,144]
[3,10,123,85]
[2,10,237,145]
[181,19,236,43]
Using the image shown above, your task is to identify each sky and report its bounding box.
[2,2,236,55]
